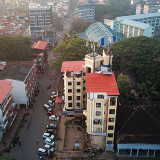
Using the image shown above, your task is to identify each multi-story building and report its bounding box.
[61,61,86,117]
[107,12,160,38]
[78,0,95,20]
[136,3,160,14]
[0,80,18,141]
[62,48,119,150]
[28,4,52,31]
[0,62,38,108]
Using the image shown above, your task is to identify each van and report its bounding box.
[37,148,47,155]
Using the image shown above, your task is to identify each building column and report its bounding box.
[130,149,132,156]
[147,149,149,157]
[137,149,139,156]
[153,150,156,157]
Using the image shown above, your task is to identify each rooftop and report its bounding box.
[0,62,34,81]
[117,106,160,144]
[117,12,160,21]
[86,73,119,95]
[121,19,151,29]
[32,41,48,50]
[0,80,12,104]
[61,61,85,72]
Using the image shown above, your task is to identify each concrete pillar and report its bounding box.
[130,149,132,156]
[137,149,139,156]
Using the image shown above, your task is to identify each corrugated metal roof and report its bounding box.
[61,61,85,72]
[121,19,151,29]
[0,80,13,104]
[86,73,119,95]
[31,41,48,50]
[117,12,160,21]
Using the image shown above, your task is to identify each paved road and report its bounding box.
[7,53,58,160]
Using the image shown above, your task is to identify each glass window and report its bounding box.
[68,89,72,93]
[93,119,102,124]
[83,87,85,90]
[107,141,112,144]
[77,82,81,85]
[77,103,80,107]
[108,133,113,137]
[109,109,115,114]
[96,103,101,108]
[108,126,114,130]
[68,103,72,107]
[96,111,101,116]
[77,96,80,100]
[68,96,72,100]
[97,95,104,99]
[68,82,72,85]
[77,89,80,93]
[109,118,114,122]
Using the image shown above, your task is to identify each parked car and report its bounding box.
[51,91,57,97]
[43,133,54,140]
[44,104,52,112]
[38,148,47,156]
[47,111,53,116]
[45,138,55,146]
[46,124,56,129]
[48,100,54,107]
[44,144,54,152]
[45,129,54,134]
[47,83,51,89]
[49,115,59,121]
[50,96,56,102]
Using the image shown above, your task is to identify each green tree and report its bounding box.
[52,38,103,70]
[112,36,160,88]
[117,73,132,97]
[137,81,158,99]
[0,35,33,61]
[2,155,15,160]
[70,18,93,33]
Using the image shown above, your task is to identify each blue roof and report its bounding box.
[121,19,151,29]
[79,22,124,43]
[117,12,160,21]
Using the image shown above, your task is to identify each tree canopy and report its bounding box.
[70,18,93,33]
[0,35,33,61]
[95,2,135,21]
[2,155,15,160]
[112,36,160,89]
[52,38,103,70]
[117,73,132,97]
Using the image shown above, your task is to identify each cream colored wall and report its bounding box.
[92,136,106,148]
[103,50,113,65]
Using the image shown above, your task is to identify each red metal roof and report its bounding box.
[61,61,85,72]
[86,73,119,95]
[0,80,13,104]
[31,41,48,50]
[55,96,62,103]
[0,64,5,70]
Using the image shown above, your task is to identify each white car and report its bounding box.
[44,104,52,112]
[43,133,54,140]
[51,92,57,97]
[49,115,59,121]
[38,148,47,155]
[48,100,54,107]
[44,144,54,152]
[45,138,55,146]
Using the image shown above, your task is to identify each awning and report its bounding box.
[55,96,62,103]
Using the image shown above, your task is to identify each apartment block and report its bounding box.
[28,5,52,31]
[107,12,160,38]
[78,0,95,20]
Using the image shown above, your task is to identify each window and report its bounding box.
[77,82,81,85]
[97,95,104,99]
[68,82,72,85]
[77,89,80,93]
[109,109,115,114]
[108,133,113,137]
[83,87,85,90]
[77,103,80,107]
[68,103,72,107]
[93,119,102,124]
[77,96,80,100]
[107,141,112,144]
[83,73,86,76]
[68,96,72,100]
[96,103,101,108]
[83,80,85,83]
[109,118,114,122]
[96,111,101,116]
[110,97,116,105]
[108,126,114,130]
[68,89,72,93]
[83,94,85,98]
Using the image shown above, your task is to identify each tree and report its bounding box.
[2,155,15,160]
[112,36,160,88]
[137,81,158,99]
[52,38,103,70]
[0,35,33,61]
[70,18,93,33]
[117,73,132,97]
